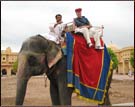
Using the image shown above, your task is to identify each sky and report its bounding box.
[1,1,134,52]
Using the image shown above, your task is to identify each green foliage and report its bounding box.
[130,50,134,68]
[12,59,18,73]
[107,48,118,70]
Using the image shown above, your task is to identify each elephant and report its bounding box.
[16,34,113,106]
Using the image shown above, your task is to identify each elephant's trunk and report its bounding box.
[15,54,30,105]
[16,78,29,105]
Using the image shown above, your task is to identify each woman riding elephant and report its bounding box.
[16,34,112,105]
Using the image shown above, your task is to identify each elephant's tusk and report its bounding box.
[48,50,62,68]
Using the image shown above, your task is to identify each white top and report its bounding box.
[43,23,66,44]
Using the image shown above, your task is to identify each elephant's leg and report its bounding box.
[98,87,111,106]
[49,79,60,105]
[98,70,113,106]
[58,82,73,105]
[57,71,73,105]
[104,90,111,105]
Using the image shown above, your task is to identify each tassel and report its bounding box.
[44,73,47,88]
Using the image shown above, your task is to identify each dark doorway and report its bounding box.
[2,69,7,75]
[11,69,16,75]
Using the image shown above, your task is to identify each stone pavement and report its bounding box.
[112,74,134,80]
[112,102,134,106]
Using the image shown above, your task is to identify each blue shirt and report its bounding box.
[74,16,90,27]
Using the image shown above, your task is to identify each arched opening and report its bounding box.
[2,69,7,75]
[11,69,16,75]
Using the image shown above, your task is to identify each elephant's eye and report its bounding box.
[28,56,38,66]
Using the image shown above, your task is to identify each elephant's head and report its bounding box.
[16,34,62,105]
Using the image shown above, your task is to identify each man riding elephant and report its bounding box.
[44,14,66,45]
[73,8,104,49]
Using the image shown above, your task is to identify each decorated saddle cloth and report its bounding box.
[66,32,112,104]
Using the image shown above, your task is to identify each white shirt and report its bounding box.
[42,22,65,44]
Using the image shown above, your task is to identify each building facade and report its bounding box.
[1,45,134,75]
[1,47,18,76]
[108,44,134,74]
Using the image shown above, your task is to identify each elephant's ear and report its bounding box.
[47,43,62,68]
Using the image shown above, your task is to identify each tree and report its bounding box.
[107,48,118,70]
[130,50,134,68]
[12,59,18,73]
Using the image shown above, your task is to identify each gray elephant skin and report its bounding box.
[16,34,112,106]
